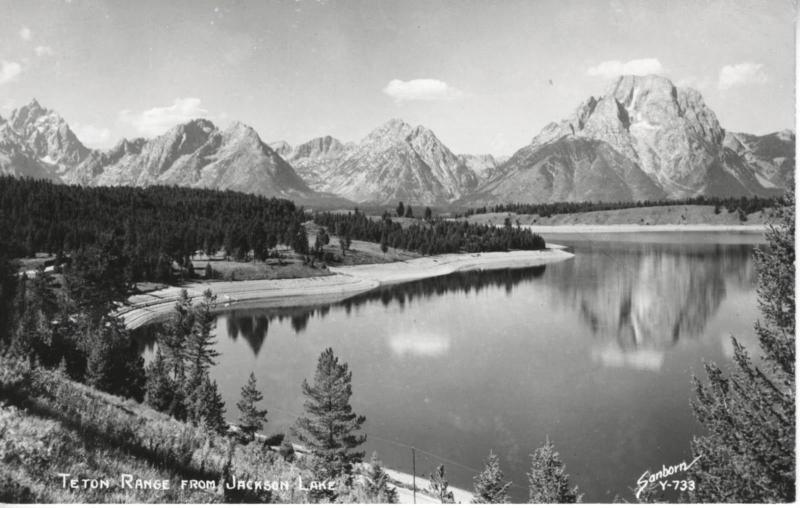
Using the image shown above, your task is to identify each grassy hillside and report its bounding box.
[0,357,330,503]
[0,357,467,504]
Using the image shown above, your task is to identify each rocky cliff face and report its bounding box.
[467,75,793,204]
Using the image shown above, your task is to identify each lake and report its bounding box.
[142,231,765,502]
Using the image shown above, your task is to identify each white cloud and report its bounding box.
[382,78,465,102]
[34,46,53,57]
[718,62,769,90]
[73,123,112,147]
[0,61,22,85]
[119,97,209,136]
[587,58,664,79]
[19,26,32,41]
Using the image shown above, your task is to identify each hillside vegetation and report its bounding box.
[0,357,390,503]
[0,357,291,502]
[466,205,770,227]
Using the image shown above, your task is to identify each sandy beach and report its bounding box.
[119,247,574,329]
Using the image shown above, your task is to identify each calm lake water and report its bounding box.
[143,232,765,502]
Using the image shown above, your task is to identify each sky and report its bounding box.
[0,0,795,155]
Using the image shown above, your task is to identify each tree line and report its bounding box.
[314,208,546,255]
[459,194,784,219]
[0,176,306,283]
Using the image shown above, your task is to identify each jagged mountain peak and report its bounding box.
[0,101,330,203]
[293,118,478,204]
[270,140,292,157]
[108,137,146,158]
[292,135,345,159]
[6,98,89,167]
[170,118,217,135]
[607,75,676,103]
[368,118,415,140]
[526,74,729,196]
[222,121,267,146]
[468,73,791,205]
[10,98,62,131]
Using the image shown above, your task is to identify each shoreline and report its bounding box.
[119,247,573,329]
[520,224,767,234]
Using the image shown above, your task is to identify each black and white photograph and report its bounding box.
[0,0,795,504]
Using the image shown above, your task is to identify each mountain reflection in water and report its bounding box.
[548,240,755,371]
[220,265,548,356]
[217,241,754,371]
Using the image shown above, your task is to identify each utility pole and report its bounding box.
[412,447,416,504]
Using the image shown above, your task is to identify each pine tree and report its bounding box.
[380,231,388,256]
[688,191,795,502]
[292,347,366,479]
[9,300,51,361]
[429,464,455,503]
[195,374,228,434]
[527,438,582,503]
[185,289,219,390]
[84,317,146,401]
[0,249,18,347]
[144,349,175,412]
[364,452,398,503]
[472,451,511,503]
[396,201,405,217]
[236,372,268,443]
[160,289,194,380]
[292,225,309,255]
[424,206,433,221]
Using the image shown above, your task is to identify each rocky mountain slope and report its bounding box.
[469,137,667,203]
[274,120,481,205]
[723,129,795,189]
[0,100,324,202]
[273,135,353,191]
[457,153,507,181]
[465,75,793,205]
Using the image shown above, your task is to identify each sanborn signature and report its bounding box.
[635,455,702,500]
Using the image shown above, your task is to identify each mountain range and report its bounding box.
[0,75,793,207]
